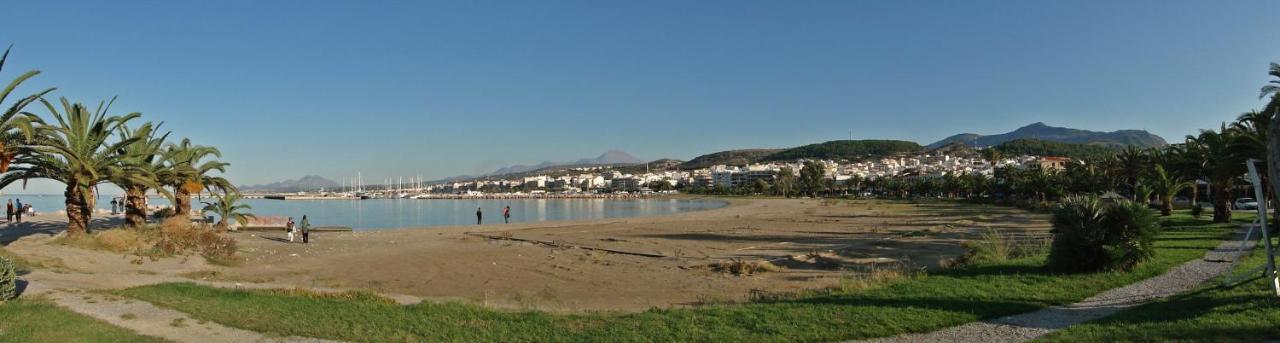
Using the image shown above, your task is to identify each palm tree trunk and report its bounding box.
[1213,185,1233,223]
[1190,183,1199,207]
[1161,194,1174,216]
[124,186,148,227]
[174,188,192,218]
[64,185,93,236]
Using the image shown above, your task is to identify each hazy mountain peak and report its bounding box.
[578,150,643,165]
[241,175,340,192]
[482,150,643,177]
[927,122,1167,149]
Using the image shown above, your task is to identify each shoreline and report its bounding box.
[5,197,1050,313]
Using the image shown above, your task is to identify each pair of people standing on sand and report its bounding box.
[285,215,311,243]
[475,206,512,225]
[6,199,23,224]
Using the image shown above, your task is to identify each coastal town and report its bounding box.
[274,150,1061,199]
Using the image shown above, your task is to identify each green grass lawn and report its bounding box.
[112,212,1244,342]
[0,298,165,342]
[1038,236,1280,342]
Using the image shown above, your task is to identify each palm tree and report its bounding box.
[1261,62,1280,221]
[0,45,55,172]
[0,97,145,235]
[162,138,231,217]
[1148,164,1191,216]
[201,191,254,231]
[1191,127,1244,223]
[112,122,171,227]
[1166,142,1205,206]
[1116,146,1148,200]
[1262,62,1280,107]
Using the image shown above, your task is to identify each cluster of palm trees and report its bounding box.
[0,46,236,235]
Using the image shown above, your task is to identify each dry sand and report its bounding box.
[1,198,1050,313]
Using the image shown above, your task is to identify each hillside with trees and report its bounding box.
[989,139,1120,160]
[762,140,921,162]
[679,149,783,169]
[929,122,1167,148]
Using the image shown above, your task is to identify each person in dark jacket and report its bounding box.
[300,215,311,244]
[476,207,483,225]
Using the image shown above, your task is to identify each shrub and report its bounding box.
[1101,200,1160,271]
[151,207,175,220]
[959,227,1013,265]
[1191,204,1204,219]
[1047,196,1159,272]
[95,229,147,253]
[711,259,779,275]
[154,218,238,263]
[837,263,920,292]
[0,256,16,301]
[957,227,1052,266]
[57,218,238,264]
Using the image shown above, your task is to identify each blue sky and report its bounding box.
[1,1,1278,194]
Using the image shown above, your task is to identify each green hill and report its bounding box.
[763,140,921,162]
[679,149,784,169]
[989,138,1119,160]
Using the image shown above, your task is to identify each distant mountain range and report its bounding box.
[241,175,340,192]
[485,150,643,176]
[927,122,1167,149]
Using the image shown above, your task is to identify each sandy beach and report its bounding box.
[2,198,1050,313]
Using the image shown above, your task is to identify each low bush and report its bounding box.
[836,263,921,292]
[150,207,175,220]
[153,218,238,263]
[710,258,779,275]
[56,217,238,264]
[0,256,16,301]
[959,227,1013,264]
[1047,195,1159,272]
[957,227,1051,266]
[94,229,147,253]
[1190,204,1203,219]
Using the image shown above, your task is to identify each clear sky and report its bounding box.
[1,1,1278,194]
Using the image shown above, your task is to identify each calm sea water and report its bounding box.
[6,195,726,230]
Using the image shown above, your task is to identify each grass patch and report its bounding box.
[113,210,1241,342]
[1038,239,1280,342]
[0,298,162,342]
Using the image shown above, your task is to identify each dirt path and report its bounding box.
[42,289,338,343]
[857,227,1255,343]
[1,215,421,342]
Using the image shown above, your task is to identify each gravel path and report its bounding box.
[857,227,1255,343]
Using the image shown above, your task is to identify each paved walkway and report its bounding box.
[858,228,1256,343]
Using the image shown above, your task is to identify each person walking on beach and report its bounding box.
[503,206,510,224]
[476,207,483,225]
[110,198,117,214]
[300,215,311,244]
[14,198,22,223]
[286,217,296,243]
[5,199,12,224]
